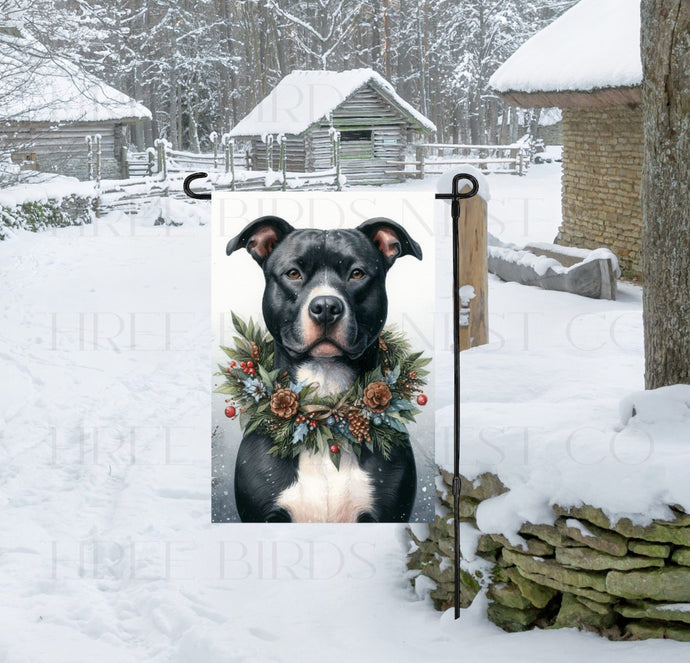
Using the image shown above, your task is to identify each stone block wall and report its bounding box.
[407,470,690,641]
[555,106,643,280]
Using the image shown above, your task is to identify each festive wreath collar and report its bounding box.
[215,314,430,469]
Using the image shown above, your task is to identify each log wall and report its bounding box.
[0,121,130,179]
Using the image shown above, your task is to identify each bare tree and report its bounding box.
[641,0,690,388]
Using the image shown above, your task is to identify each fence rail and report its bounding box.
[386,142,528,178]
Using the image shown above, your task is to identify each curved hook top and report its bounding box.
[451,173,479,199]
[435,172,480,201]
[183,172,212,200]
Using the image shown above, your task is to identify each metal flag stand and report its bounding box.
[183,172,211,200]
[185,168,479,620]
[435,173,479,619]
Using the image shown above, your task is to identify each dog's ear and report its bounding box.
[226,216,294,265]
[357,217,423,268]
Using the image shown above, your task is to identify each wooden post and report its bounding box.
[211,131,218,169]
[266,135,273,172]
[85,136,93,181]
[280,136,287,191]
[458,186,488,351]
[415,144,425,179]
[331,130,342,191]
[121,146,129,179]
[223,134,230,174]
[229,139,236,191]
[147,149,155,176]
[157,140,168,180]
[94,134,101,185]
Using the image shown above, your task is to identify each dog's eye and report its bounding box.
[350,268,365,280]
[286,269,302,280]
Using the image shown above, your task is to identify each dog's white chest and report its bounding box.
[276,447,374,522]
[280,358,373,522]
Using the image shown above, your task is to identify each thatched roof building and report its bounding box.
[490,0,643,278]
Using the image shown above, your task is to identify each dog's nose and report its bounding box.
[308,296,344,326]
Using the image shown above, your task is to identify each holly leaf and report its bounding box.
[385,364,401,386]
[385,414,408,433]
[220,346,237,359]
[246,417,264,434]
[214,383,235,395]
[292,422,309,445]
[232,312,247,336]
[329,448,341,470]
[289,379,308,395]
[258,365,274,393]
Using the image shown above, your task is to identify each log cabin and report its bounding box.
[228,69,436,185]
[0,24,150,180]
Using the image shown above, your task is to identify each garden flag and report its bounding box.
[210,191,438,524]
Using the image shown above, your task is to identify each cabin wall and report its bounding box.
[250,135,306,171]
[0,121,131,179]
[308,84,410,183]
[556,105,643,279]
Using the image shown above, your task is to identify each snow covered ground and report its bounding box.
[1,164,689,661]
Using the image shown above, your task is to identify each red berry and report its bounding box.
[247,361,254,368]
[240,362,246,368]
[224,406,236,418]
[249,368,256,375]
[225,368,230,373]
[230,361,236,368]
[330,444,340,454]
[417,394,428,406]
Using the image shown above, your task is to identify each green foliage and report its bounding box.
[0,195,93,240]
[215,316,431,470]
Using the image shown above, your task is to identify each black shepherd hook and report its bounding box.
[183,172,212,200]
[435,172,479,620]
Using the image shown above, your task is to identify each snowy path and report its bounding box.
[1,169,688,660]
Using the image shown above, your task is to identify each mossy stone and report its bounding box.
[556,517,628,556]
[607,568,690,602]
[555,546,664,571]
[552,592,617,631]
[629,540,672,559]
[503,549,607,592]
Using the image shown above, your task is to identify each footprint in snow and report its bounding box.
[249,627,280,641]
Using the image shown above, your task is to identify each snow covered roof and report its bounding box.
[0,30,151,124]
[489,0,642,107]
[229,69,436,138]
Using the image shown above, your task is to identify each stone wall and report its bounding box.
[407,470,690,641]
[555,106,643,280]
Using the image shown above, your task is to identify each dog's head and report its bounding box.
[226,216,422,361]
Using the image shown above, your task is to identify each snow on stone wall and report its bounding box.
[408,470,690,641]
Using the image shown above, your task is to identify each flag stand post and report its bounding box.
[435,173,479,619]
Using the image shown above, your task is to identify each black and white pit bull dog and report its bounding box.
[226,215,422,523]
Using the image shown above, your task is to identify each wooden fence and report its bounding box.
[122,132,344,192]
[387,143,529,178]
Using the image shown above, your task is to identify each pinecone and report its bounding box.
[251,342,260,363]
[347,408,371,443]
[378,336,388,351]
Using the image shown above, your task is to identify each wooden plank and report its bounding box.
[458,190,489,350]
